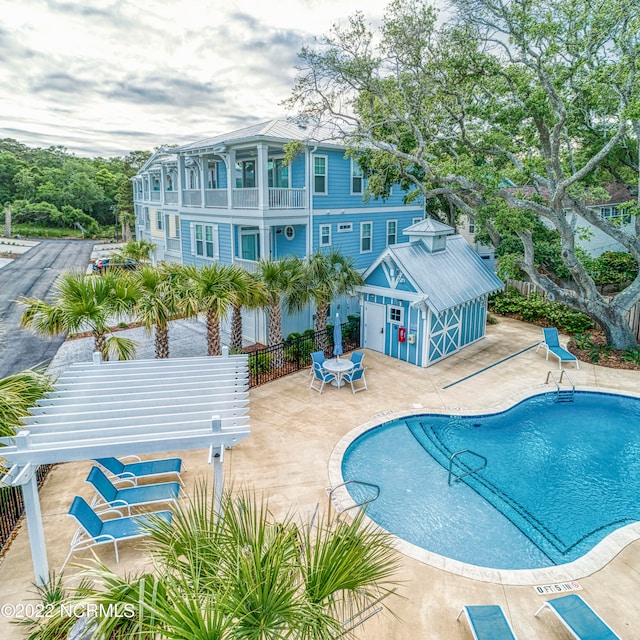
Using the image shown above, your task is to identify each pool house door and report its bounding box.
[363,302,386,352]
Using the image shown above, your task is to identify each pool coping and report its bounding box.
[327,385,640,586]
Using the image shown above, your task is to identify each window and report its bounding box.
[192,223,218,259]
[268,157,289,188]
[351,159,363,194]
[338,223,352,233]
[600,206,631,224]
[207,162,218,189]
[360,222,372,253]
[166,174,174,191]
[313,155,327,194]
[412,216,423,225]
[235,160,256,188]
[284,225,295,240]
[387,220,397,245]
[320,224,332,247]
[156,211,163,230]
[144,207,150,231]
[388,305,404,325]
[187,168,199,189]
[468,220,475,234]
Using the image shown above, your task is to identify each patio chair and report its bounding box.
[94,455,184,487]
[310,361,336,393]
[62,495,172,568]
[350,351,365,367]
[536,327,579,369]
[310,350,326,376]
[457,605,518,639]
[343,365,367,394]
[534,594,620,639]
[86,465,181,514]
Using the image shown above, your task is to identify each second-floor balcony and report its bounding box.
[165,191,178,204]
[232,188,259,209]
[205,189,228,208]
[269,188,305,209]
[183,189,201,206]
[150,190,161,201]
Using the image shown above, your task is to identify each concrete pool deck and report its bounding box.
[1,316,639,638]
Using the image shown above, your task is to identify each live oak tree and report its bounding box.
[288,0,640,348]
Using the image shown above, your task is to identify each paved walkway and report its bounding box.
[1,317,639,639]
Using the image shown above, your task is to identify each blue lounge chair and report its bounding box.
[343,365,367,394]
[94,455,184,487]
[309,361,336,393]
[62,495,172,568]
[534,594,620,639]
[86,466,181,514]
[536,327,579,369]
[457,605,517,639]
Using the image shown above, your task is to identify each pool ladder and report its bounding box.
[545,370,575,402]
[327,480,380,520]
[448,450,487,485]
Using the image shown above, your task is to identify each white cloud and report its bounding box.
[0,0,394,157]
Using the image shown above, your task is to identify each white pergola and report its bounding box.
[0,348,251,585]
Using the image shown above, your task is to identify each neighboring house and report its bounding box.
[359,219,503,367]
[133,119,424,341]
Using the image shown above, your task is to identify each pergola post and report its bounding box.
[21,468,49,585]
[211,416,224,513]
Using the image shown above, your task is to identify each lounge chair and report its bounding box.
[536,327,579,369]
[343,365,367,394]
[310,361,336,393]
[86,465,181,514]
[62,495,172,568]
[534,594,620,639]
[94,455,184,487]
[457,605,517,639]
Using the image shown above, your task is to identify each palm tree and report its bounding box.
[302,251,364,336]
[227,267,269,354]
[0,368,53,438]
[19,269,139,361]
[114,238,155,263]
[131,264,184,358]
[32,484,399,639]
[178,264,237,356]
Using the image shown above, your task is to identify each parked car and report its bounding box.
[92,257,138,273]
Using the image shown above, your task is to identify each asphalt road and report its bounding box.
[0,239,94,378]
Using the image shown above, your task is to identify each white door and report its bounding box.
[364,302,386,352]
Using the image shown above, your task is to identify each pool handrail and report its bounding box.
[328,479,380,519]
[448,449,488,486]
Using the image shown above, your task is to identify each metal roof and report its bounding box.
[366,236,504,313]
[0,353,250,468]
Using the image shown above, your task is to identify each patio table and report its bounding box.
[322,358,354,388]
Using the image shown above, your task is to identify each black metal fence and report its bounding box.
[248,316,361,387]
[0,464,52,556]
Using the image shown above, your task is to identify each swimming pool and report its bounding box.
[340,391,640,571]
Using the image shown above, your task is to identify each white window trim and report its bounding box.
[319,224,332,247]
[360,221,372,254]
[190,222,219,260]
[337,222,352,233]
[387,305,404,325]
[412,216,423,225]
[313,154,328,195]
[386,219,397,245]
[156,211,163,230]
[351,158,364,195]
[284,225,295,241]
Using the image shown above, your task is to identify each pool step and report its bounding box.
[556,389,575,403]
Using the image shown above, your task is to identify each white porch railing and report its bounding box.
[234,258,260,273]
[205,189,228,208]
[150,191,161,201]
[232,188,259,209]
[164,191,178,204]
[268,188,306,209]
[166,237,180,252]
[183,190,202,206]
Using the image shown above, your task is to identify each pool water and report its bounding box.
[341,392,640,570]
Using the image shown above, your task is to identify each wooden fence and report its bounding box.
[503,279,640,342]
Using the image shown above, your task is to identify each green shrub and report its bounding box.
[248,352,271,376]
[284,337,315,365]
[622,348,640,366]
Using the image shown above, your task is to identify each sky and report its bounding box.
[0,0,394,159]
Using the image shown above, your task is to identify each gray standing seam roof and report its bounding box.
[385,236,504,313]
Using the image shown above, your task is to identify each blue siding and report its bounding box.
[460,297,487,346]
[273,225,306,259]
[217,163,227,189]
[313,209,422,270]
[291,155,305,189]
[180,219,232,267]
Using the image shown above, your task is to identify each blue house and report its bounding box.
[133,119,424,341]
[359,220,503,366]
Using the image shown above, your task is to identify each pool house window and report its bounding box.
[360,222,372,253]
[388,305,404,325]
[313,155,327,194]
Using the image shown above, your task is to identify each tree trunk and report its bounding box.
[207,310,221,356]
[155,325,170,358]
[268,302,284,368]
[587,304,638,351]
[94,332,108,361]
[230,305,243,353]
[315,303,330,352]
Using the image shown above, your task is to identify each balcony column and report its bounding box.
[227,149,236,210]
[177,155,185,207]
[160,165,167,205]
[259,224,271,260]
[199,155,206,206]
[257,143,269,212]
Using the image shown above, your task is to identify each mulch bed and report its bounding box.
[567,331,640,371]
